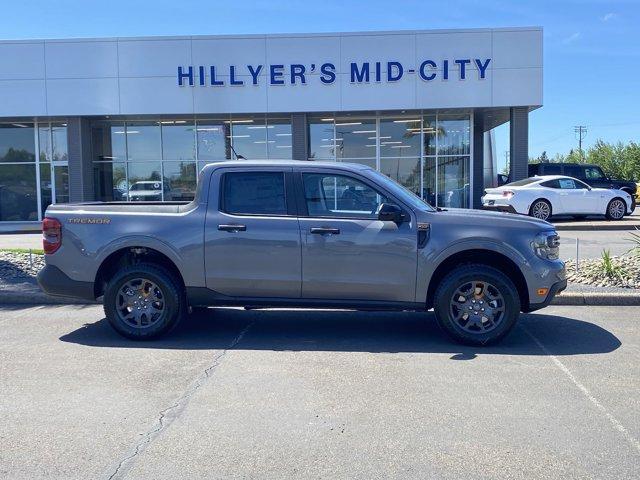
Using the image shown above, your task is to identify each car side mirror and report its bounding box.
[377,203,405,223]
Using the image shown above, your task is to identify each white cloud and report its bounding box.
[562,32,581,44]
[602,13,617,22]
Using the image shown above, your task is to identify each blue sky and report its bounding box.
[1,0,638,170]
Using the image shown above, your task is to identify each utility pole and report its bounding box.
[574,125,587,160]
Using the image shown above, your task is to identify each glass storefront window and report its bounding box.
[39,163,52,217]
[438,114,470,155]
[0,164,38,221]
[92,122,127,162]
[379,158,421,198]
[308,118,336,160]
[423,115,437,156]
[267,119,293,159]
[125,122,161,161]
[94,162,127,201]
[335,118,376,160]
[54,165,69,203]
[438,156,469,208]
[52,123,68,161]
[127,162,163,202]
[161,121,195,161]
[423,156,436,206]
[163,161,197,201]
[379,118,421,158]
[229,117,268,159]
[0,124,35,163]
[197,122,229,161]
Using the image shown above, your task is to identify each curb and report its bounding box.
[553,223,640,232]
[551,292,640,306]
[1,290,638,307]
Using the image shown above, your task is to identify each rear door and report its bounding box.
[204,167,301,298]
[295,168,417,303]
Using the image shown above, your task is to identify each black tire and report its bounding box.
[103,263,185,340]
[529,199,552,221]
[433,264,521,346]
[605,197,626,221]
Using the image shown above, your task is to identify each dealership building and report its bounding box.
[0,27,542,230]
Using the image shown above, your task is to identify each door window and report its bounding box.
[585,167,605,180]
[222,171,287,215]
[302,173,390,218]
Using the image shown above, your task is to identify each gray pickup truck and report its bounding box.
[38,160,566,345]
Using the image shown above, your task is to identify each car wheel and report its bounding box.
[433,264,520,346]
[103,263,185,340]
[605,198,626,221]
[529,199,552,221]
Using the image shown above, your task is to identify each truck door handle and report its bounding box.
[218,224,247,232]
[310,227,340,235]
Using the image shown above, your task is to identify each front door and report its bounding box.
[557,177,596,213]
[204,167,301,298]
[296,170,417,303]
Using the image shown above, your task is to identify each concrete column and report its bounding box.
[291,113,308,161]
[509,107,529,181]
[472,116,484,209]
[66,117,94,202]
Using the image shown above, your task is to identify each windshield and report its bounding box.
[368,170,436,212]
[503,178,540,187]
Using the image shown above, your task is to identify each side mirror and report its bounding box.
[377,203,405,223]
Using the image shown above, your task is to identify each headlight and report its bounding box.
[532,231,560,260]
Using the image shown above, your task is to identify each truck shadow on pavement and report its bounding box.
[59,308,621,357]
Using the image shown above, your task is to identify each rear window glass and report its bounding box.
[222,172,287,215]
[564,165,584,178]
[504,178,539,187]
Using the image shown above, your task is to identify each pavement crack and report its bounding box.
[104,320,254,480]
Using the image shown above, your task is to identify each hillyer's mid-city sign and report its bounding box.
[177,59,492,87]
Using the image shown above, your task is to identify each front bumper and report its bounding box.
[525,277,567,313]
[37,264,96,301]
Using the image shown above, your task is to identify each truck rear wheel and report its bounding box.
[433,264,520,346]
[103,263,185,340]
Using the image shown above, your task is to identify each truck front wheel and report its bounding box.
[433,264,520,346]
[103,263,185,340]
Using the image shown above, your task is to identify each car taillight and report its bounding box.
[42,217,62,254]
[502,190,515,198]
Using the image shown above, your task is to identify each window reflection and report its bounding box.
[91,122,127,162]
[52,123,68,161]
[380,158,421,197]
[161,121,195,160]
[0,164,38,221]
[438,156,469,208]
[438,115,470,155]
[125,122,161,161]
[163,161,197,201]
[379,118,420,158]
[308,118,335,160]
[230,117,268,159]
[335,118,376,160]
[197,122,230,161]
[127,162,163,201]
[267,119,292,159]
[94,162,127,201]
[0,124,35,163]
[423,115,437,156]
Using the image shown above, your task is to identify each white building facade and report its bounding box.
[0,27,542,229]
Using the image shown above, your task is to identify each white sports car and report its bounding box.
[482,175,633,221]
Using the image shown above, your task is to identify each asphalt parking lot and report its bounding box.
[1,305,638,479]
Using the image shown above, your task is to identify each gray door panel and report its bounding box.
[204,167,302,298]
[300,218,417,301]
